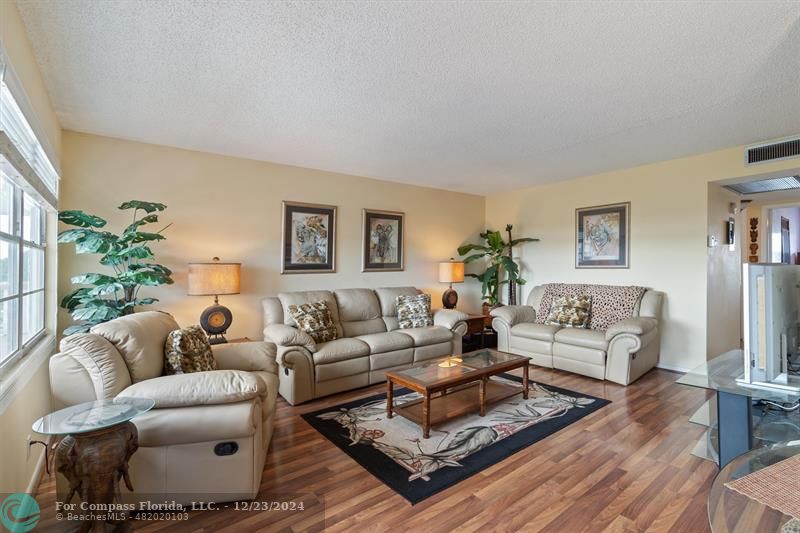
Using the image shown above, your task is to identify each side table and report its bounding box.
[463,315,494,350]
[33,397,155,532]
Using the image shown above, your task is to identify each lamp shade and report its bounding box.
[438,259,465,284]
[188,260,241,296]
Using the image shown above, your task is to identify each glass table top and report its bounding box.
[390,349,527,386]
[32,397,155,435]
[676,350,800,404]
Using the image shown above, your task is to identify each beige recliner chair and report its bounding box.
[49,311,278,503]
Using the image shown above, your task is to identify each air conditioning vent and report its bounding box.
[724,176,800,195]
[746,137,800,164]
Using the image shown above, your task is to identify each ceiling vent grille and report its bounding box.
[746,137,800,165]
[724,176,800,195]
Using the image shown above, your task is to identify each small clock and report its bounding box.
[200,304,233,344]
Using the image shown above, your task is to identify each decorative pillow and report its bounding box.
[287,301,338,343]
[544,295,592,329]
[164,325,217,375]
[396,293,434,329]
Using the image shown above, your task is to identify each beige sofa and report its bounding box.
[49,311,278,503]
[491,284,663,385]
[262,287,469,405]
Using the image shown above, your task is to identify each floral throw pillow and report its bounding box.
[544,295,592,329]
[288,301,338,343]
[396,293,433,329]
[164,325,217,375]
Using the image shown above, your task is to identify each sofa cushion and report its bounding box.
[288,301,338,343]
[91,311,179,383]
[375,286,419,317]
[554,328,608,351]
[315,357,370,382]
[544,295,592,329]
[132,401,259,447]
[553,343,606,366]
[164,326,217,375]
[397,293,434,329]
[510,323,560,342]
[335,289,387,337]
[369,348,414,370]
[396,326,453,347]
[278,290,342,334]
[58,333,132,399]
[312,338,370,364]
[355,331,414,353]
[118,369,265,408]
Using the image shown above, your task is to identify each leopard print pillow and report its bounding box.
[544,295,592,328]
[536,283,646,330]
[396,293,433,329]
[164,325,217,375]
[288,301,338,343]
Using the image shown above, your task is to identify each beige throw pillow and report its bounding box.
[544,295,592,329]
[288,301,338,343]
[164,325,217,375]
[396,293,434,329]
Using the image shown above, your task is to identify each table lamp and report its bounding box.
[438,258,465,309]
[188,257,241,344]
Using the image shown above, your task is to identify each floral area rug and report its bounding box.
[301,374,610,504]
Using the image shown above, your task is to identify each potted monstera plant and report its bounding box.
[58,200,174,335]
[457,226,538,315]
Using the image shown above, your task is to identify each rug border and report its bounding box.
[301,374,611,505]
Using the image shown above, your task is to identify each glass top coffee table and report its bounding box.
[384,349,530,438]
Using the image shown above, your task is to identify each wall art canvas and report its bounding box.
[281,201,336,273]
[362,209,404,272]
[575,202,630,268]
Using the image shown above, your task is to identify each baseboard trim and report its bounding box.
[26,435,51,496]
[657,362,690,374]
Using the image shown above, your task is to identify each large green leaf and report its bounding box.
[70,273,117,286]
[64,324,93,336]
[510,237,540,246]
[485,230,505,252]
[71,302,121,322]
[124,232,166,244]
[59,210,107,228]
[463,253,488,264]
[123,214,159,235]
[128,263,173,276]
[60,288,92,310]
[118,201,167,213]
[457,243,490,256]
[88,283,124,297]
[74,231,118,254]
[118,270,173,286]
[110,245,154,261]
[57,229,87,243]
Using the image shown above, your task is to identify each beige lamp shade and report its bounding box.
[438,259,465,284]
[188,260,241,296]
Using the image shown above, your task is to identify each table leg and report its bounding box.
[422,394,431,439]
[479,377,487,416]
[717,390,752,468]
[386,379,394,419]
[523,364,530,400]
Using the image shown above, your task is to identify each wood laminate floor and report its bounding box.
[35,367,717,532]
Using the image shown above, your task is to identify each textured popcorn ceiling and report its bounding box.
[16,0,800,195]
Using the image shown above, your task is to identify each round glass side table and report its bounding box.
[33,397,154,531]
[708,442,800,533]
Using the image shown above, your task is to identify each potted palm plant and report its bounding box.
[457,227,538,315]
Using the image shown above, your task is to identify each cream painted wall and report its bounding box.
[706,184,742,359]
[0,1,60,493]
[486,147,800,371]
[58,131,486,339]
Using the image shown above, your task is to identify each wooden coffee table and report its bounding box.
[385,349,530,438]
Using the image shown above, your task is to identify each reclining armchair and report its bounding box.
[49,311,278,502]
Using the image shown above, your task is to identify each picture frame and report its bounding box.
[575,202,630,268]
[281,201,337,274]
[362,209,405,272]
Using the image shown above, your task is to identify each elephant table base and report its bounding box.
[55,421,139,533]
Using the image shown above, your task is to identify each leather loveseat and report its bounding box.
[491,283,663,385]
[49,311,278,503]
[262,287,469,405]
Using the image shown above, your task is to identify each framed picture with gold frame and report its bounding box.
[362,209,404,272]
[575,202,630,268]
[281,201,337,274]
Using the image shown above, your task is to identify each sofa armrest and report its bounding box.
[263,324,316,352]
[605,317,658,341]
[490,305,536,327]
[433,309,469,331]
[212,341,278,375]
[118,370,265,408]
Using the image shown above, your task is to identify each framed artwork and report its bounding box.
[362,209,404,272]
[575,202,630,268]
[281,201,336,274]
